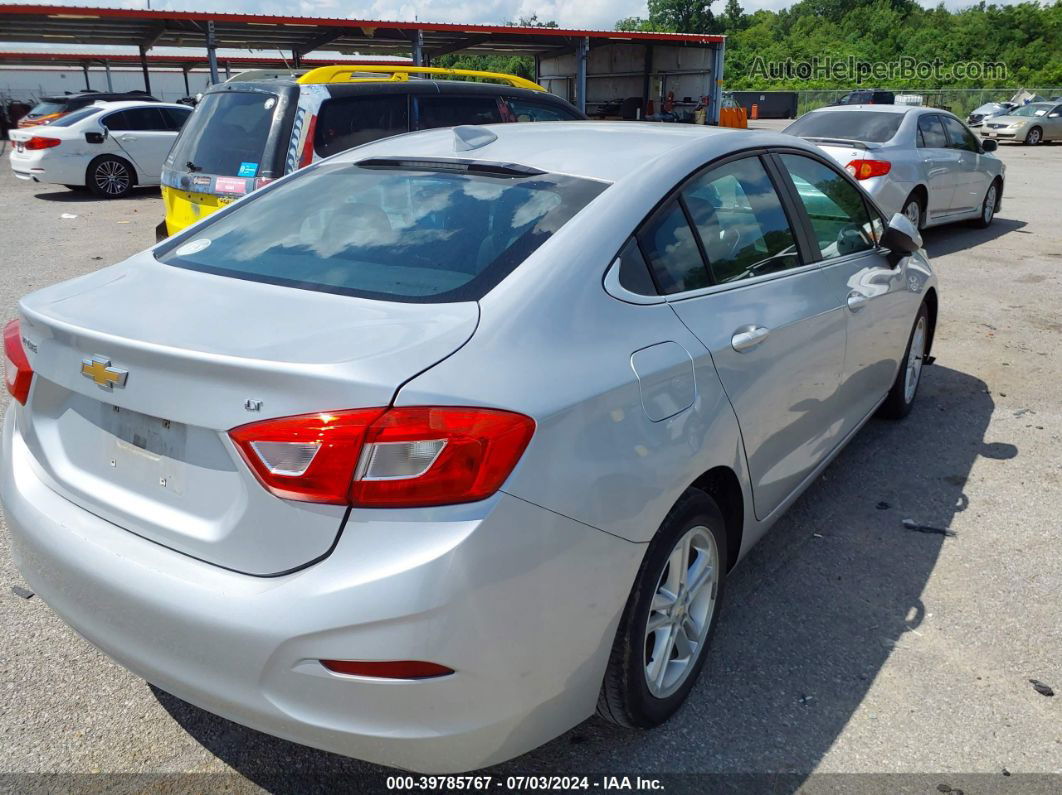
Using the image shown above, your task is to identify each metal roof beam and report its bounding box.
[292,26,346,55]
[425,35,490,59]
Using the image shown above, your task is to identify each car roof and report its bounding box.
[811,104,917,115]
[85,100,188,111]
[329,121,819,186]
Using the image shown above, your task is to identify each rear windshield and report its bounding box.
[49,106,103,127]
[166,90,278,177]
[785,110,904,143]
[156,162,608,302]
[28,100,69,117]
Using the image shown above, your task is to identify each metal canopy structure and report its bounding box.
[0,5,725,118]
[0,52,407,69]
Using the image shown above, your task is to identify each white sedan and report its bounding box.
[8,100,191,198]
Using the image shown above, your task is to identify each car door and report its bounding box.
[647,153,847,520]
[774,152,915,433]
[916,113,960,217]
[103,107,179,182]
[940,114,988,213]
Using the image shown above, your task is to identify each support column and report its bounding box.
[576,36,589,114]
[709,41,725,125]
[182,66,190,97]
[292,49,301,69]
[82,64,91,91]
[412,29,424,67]
[103,60,113,91]
[206,20,220,85]
[224,60,231,80]
[642,44,653,118]
[138,45,151,94]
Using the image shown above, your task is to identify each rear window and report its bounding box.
[49,106,103,127]
[785,110,904,143]
[27,100,69,117]
[156,162,608,303]
[166,91,278,176]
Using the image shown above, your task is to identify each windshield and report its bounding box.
[166,90,279,177]
[49,106,103,127]
[785,110,904,143]
[1010,103,1052,117]
[156,162,608,302]
[971,103,1005,115]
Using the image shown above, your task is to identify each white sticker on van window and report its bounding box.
[175,238,211,256]
[264,97,276,110]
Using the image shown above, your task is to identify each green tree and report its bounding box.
[648,0,719,34]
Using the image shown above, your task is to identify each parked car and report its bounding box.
[966,101,1015,128]
[832,89,895,106]
[785,105,1005,230]
[159,64,585,238]
[17,89,159,127]
[979,101,1062,145]
[2,121,938,772]
[8,101,192,198]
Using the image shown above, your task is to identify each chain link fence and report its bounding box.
[797,88,1062,118]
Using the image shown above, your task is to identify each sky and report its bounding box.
[0,0,1043,57]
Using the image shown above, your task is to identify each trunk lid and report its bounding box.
[807,139,883,171]
[17,253,478,575]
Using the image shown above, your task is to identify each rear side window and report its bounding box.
[785,110,903,143]
[314,95,409,157]
[682,157,801,283]
[166,91,278,176]
[637,200,709,294]
[416,96,502,129]
[917,115,949,148]
[103,108,169,132]
[507,98,580,122]
[779,154,875,260]
[156,163,607,303]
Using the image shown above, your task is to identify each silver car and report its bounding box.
[980,101,1062,145]
[2,122,938,772]
[785,104,1005,231]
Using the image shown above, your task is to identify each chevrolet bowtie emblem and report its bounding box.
[81,356,128,390]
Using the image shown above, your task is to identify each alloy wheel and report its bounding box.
[95,160,130,196]
[983,185,997,225]
[904,199,921,228]
[1027,128,1042,145]
[643,525,720,699]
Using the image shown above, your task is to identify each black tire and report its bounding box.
[900,190,925,230]
[878,302,930,420]
[971,178,1001,229]
[1025,126,1043,145]
[87,156,134,198]
[597,489,728,728]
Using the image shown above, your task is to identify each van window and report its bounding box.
[416,95,502,129]
[157,162,608,303]
[314,95,409,157]
[166,91,279,177]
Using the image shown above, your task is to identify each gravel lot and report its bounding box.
[0,128,1059,791]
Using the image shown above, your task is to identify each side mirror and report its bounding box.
[881,213,922,257]
[981,138,998,152]
[1049,112,1060,119]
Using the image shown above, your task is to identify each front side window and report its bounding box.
[159,107,192,131]
[416,96,502,129]
[314,94,409,157]
[636,200,709,294]
[681,157,801,283]
[104,108,169,132]
[156,162,607,303]
[940,116,979,152]
[506,98,580,122]
[917,115,949,148]
[779,154,875,260]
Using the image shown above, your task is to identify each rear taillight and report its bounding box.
[845,159,891,180]
[3,319,33,405]
[298,114,317,169]
[229,406,535,508]
[25,136,61,150]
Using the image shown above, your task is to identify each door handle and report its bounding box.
[847,291,869,312]
[731,326,770,353]
[120,135,137,141]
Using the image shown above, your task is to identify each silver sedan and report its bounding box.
[2,122,937,772]
[785,104,1006,231]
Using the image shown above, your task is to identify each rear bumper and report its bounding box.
[2,407,643,772]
